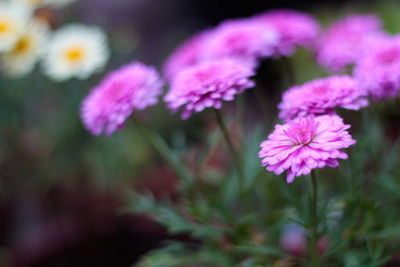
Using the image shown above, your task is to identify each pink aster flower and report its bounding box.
[259,115,356,183]
[353,36,400,100]
[202,19,279,63]
[162,30,212,82]
[164,58,255,119]
[81,61,164,136]
[278,75,368,120]
[252,9,321,56]
[317,14,385,72]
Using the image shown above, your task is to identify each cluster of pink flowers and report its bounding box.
[317,14,385,72]
[353,36,400,100]
[79,9,400,185]
[316,13,400,101]
[258,12,400,183]
[161,10,321,118]
[163,9,321,82]
[261,75,364,183]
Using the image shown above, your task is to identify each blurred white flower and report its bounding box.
[43,24,109,81]
[13,0,76,9]
[13,0,49,9]
[1,20,49,77]
[0,1,31,52]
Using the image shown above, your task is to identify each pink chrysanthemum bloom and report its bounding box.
[81,61,164,136]
[353,36,400,100]
[164,58,255,119]
[259,115,356,183]
[278,75,368,120]
[202,19,279,63]
[252,9,321,56]
[162,30,211,82]
[317,14,385,72]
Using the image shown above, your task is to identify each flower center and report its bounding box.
[286,117,317,146]
[311,84,328,95]
[0,19,12,35]
[196,68,215,83]
[64,46,85,64]
[104,81,128,101]
[225,33,244,48]
[12,36,31,54]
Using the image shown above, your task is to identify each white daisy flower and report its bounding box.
[43,24,109,81]
[0,1,31,52]
[1,19,49,77]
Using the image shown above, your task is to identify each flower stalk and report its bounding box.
[310,170,319,267]
[133,116,192,187]
[282,56,295,85]
[214,109,246,198]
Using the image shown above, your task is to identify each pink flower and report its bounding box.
[278,75,368,120]
[252,9,321,56]
[280,224,307,257]
[162,30,212,82]
[317,14,385,72]
[202,19,279,63]
[164,58,255,119]
[259,115,356,183]
[81,62,164,136]
[353,36,400,100]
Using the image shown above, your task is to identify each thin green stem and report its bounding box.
[282,57,295,85]
[213,109,246,198]
[310,170,319,267]
[132,116,192,186]
[237,94,246,150]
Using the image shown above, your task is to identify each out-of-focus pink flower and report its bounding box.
[259,115,356,183]
[164,58,255,119]
[353,36,400,100]
[280,224,307,257]
[202,19,279,64]
[252,9,321,56]
[280,224,330,257]
[278,75,368,120]
[162,30,212,82]
[81,61,163,136]
[317,14,385,72]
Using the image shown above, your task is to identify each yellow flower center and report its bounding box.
[64,46,85,64]
[0,19,12,35]
[12,36,31,54]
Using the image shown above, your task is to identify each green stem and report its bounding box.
[310,171,319,267]
[237,94,246,149]
[282,57,295,85]
[213,109,246,198]
[132,116,192,186]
